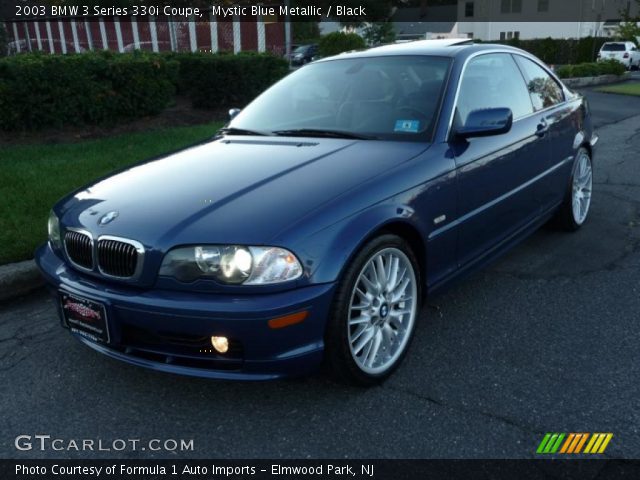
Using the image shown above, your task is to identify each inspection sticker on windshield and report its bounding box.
[394,120,420,133]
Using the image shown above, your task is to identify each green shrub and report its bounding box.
[531,37,557,64]
[0,51,288,130]
[0,51,177,131]
[318,32,366,58]
[487,37,610,65]
[597,58,627,76]
[174,52,289,109]
[293,22,321,43]
[570,63,600,78]
[555,60,627,78]
[555,65,574,78]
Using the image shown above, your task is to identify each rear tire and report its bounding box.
[553,147,593,231]
[324,234,422,386]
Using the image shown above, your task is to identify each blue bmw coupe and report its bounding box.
[37,39,596,385]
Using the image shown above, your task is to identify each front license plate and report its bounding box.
[59,292,110,343]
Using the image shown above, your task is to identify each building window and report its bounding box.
[537,0,549,12]
[465,1,474,17]
[500,31,519,40]
[501,0,522,13]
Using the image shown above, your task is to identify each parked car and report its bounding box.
[37,39,596,385]
[283,44,299,61]
[289,44,318,66]
[597,41,640,70]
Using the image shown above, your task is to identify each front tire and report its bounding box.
[325,234,421,386]
[553,147,593,231]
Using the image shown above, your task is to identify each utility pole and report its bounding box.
[285,0,292,62]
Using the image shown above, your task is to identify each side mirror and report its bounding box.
[455,107,513,138]
[228,108,241,120]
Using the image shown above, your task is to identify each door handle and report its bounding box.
[535,121,549,137]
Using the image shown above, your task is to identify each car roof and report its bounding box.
[319,39,528,62]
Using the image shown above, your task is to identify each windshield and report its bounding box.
[293,46,310,53]
[228,55,452,141]
[602,43,625,51]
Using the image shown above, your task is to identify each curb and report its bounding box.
[0,260,44,303]
[563,72,631,88]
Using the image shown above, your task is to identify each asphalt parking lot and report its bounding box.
[1,83,639,460]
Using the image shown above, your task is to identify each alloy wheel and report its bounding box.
[571,151,593,226]
[347,248,418,375]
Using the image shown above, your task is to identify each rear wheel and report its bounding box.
[553,147,593,231]
[325,235,421,386]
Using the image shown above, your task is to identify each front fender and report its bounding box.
[573,95,597,153]
[294,202,429,286]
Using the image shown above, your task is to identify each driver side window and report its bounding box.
[456,53,533,126]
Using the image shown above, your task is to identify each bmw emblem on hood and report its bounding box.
[99,211,119,226]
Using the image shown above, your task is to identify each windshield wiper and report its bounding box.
[272,128,376,140]
[217,127,268,136]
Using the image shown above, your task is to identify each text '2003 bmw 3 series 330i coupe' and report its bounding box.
[37,39,597,385]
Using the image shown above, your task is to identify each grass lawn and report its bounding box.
[0,122,223,265]
[596,82,640,96]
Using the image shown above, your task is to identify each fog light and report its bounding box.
[211,336,229,354]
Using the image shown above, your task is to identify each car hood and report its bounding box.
[59,136,429,249]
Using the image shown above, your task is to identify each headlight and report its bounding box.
[47,210,62,250]
[159,245,303,285]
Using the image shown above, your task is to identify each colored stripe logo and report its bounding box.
[537,433,613,454]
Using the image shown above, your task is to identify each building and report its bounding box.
[392,4,463,41]
[3,15,285,56]
[456,0,640,40]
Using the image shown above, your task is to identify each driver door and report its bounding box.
[450,53,551,267]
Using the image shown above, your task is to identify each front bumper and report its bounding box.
[36,243,336,380]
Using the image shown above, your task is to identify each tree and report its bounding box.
[616,22,640,44]
[318,31,366,57]
[362,22,396,46]
[293,22,321,43]
[616,0,640,44]
[0,22,6,57]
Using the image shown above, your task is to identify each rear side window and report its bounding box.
[456,53,533,125]
[601,43,625,51]
[514,56,564,111]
